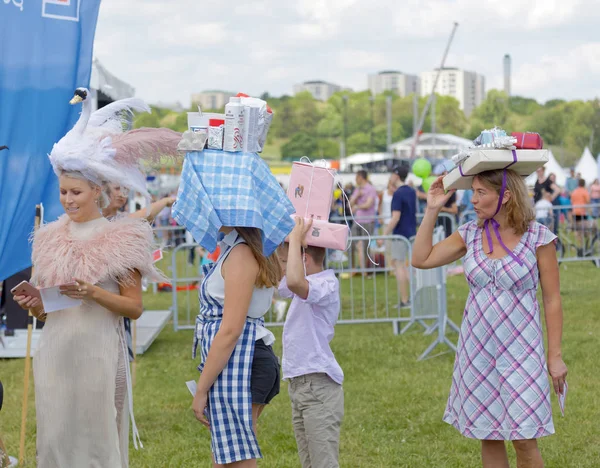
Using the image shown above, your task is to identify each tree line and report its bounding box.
[135,90,600,167]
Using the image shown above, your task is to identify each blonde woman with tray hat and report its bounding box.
[413,165,567,468]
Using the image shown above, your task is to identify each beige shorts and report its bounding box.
[351,222,375,238]
[390,239,409,261]
[288,373,344,468]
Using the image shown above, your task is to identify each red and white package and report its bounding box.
[511,132,543,149]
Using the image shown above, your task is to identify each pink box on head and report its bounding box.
[287,215,349,251]
[287,162,334,221]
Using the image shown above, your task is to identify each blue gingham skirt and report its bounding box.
[197,316,262,464]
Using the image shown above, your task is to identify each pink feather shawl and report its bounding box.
[31,215,167,288]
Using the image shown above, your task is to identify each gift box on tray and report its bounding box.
[511,132,543,150]
[287,162,335,221]
[287,215,349,251]
[443,149,549,191]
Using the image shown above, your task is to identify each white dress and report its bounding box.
[33,218,134,468]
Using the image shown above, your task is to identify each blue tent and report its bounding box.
[0,0,102,281]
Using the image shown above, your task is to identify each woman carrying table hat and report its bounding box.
[412,168,567,468]
[173,148,296,467]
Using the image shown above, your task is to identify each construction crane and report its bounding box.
[411,22,459,159]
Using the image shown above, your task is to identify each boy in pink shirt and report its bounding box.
[277,218,344,468]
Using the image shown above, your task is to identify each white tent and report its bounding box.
[525,150,567,187]
[575,147,598,185]
[340,152,390,171]
[89,58,136,112]
[388,133,473,159]
[274,171,423,191]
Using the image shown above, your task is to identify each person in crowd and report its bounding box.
[12,90,176,467]
[379,177,398,229]
[185,230,197,265]
[277,218,344,468]
[534,167,560,204]
[570,179,591,252]
[329,189,344,224]
[379,166,416,308]
[556,188,572,225]
[412,169,567,468]
[534,167,561,233]
[547,174,564,233]
[102,184,176,223]
[535,188,554,228]
[373,188,381,231]
[590,178,600,218]
[433,161,458,238]
[102,185,177,362]
[565,168,578,195]
[349,170,377,275]
[416,184,428,214]
[342,183,355,229]
[156,195,174,246]
[459,188,476,223]
[191,246,221,287]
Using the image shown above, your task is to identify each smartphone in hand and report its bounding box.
[10,281,41,299]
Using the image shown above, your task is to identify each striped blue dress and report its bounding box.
[192,231,265,464]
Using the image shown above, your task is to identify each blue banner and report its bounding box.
[0,0,102,281]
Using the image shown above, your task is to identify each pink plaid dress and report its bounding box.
[443,221,557,440]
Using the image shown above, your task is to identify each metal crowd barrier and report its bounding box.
[411,226,459,360]
[161,232,459,359]
[328,213,458,238]
[152,225,187,249]
[458,204,600,266]
[547,204,600,266]
[165,236,418,331]
[151,203,599,335]
[146,202,599,360]
[323,234,415,326]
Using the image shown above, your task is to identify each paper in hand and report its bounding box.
[39,286,82,313]
[558,381,568,417]
[186,380,197,397]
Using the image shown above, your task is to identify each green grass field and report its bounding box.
[1,262,599,467]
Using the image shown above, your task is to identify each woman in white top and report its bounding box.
[379,177,398,228]
[191,226,282,467]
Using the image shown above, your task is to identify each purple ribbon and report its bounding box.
[482,150,524,266]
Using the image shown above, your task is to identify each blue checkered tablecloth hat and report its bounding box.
[172,150,295,256]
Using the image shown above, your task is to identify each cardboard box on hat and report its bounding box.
[287,162,334,221]
[443,149,549,191]
[286,215,349,251]
[286,162,349,250]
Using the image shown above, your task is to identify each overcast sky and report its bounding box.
[94,0,600,108]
